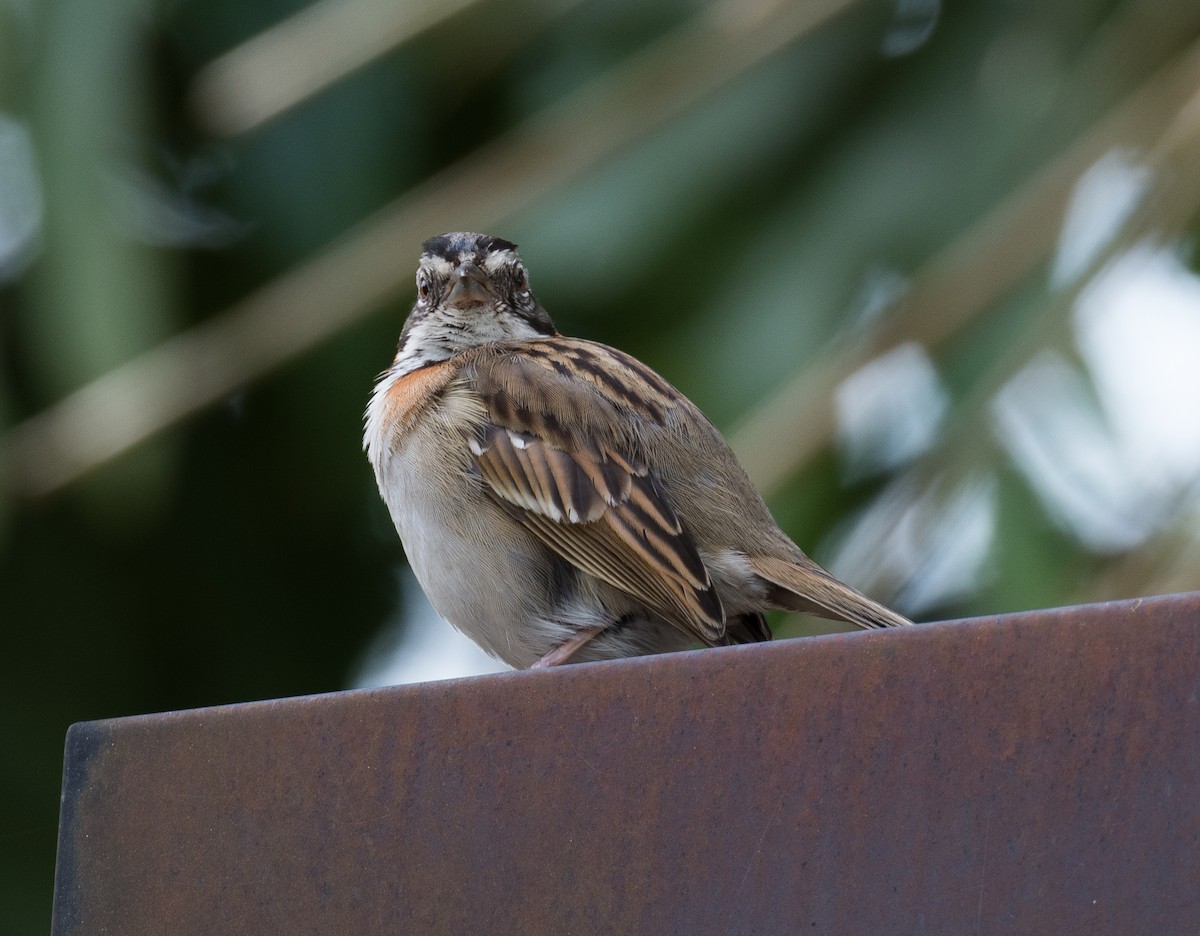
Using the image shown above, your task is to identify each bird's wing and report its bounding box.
[464,338,726,644]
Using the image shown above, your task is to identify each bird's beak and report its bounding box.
[446,261,496,307]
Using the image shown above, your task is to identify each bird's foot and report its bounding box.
[529,625,607,668]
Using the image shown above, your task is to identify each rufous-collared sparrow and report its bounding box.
[365,232,912,669]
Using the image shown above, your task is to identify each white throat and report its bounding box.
[391,306,545,378]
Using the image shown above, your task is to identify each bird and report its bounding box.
[365,232,912,669]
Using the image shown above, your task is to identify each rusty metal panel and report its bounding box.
[53,594,1200,935]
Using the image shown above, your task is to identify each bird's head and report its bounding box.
[392,232,557,372]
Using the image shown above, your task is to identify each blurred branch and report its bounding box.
[928,52,1200,480]
[191,0,488,135]
[1073,84,1200,603]
[1,0,859,498]
[810,22,1200,609]
[1084,486,1200,602]
[732,20,1200,496]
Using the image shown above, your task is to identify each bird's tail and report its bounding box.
[749,554,912,630]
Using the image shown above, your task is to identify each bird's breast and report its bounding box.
[366,363,567,664]
[367,359,459,446]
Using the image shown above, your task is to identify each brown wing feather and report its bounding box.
[466,341,726,643]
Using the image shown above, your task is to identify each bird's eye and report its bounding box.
[417,271,431,301]
[513,265,527,291]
